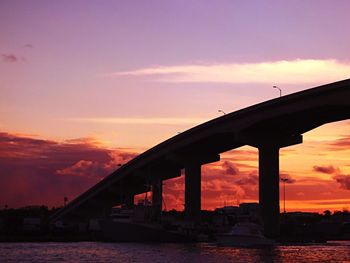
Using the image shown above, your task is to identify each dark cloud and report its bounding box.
[313,164,350,190]
[2,54,18,63]
[333,174,350,190]
[222,161,239,175]
[328,136,350,151]
[56,160,108,178]
[0,132,137,208]
[313,165,338,174]
[23,44,34,48]
[236,172,258,186]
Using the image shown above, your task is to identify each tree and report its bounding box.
[323,210,331,217]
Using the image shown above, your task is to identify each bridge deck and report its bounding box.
[51,78,350,223]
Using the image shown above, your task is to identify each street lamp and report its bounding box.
[218,109,226,115]
[64,196,68,207]
[281,178,288,213]
[273,86,282,97]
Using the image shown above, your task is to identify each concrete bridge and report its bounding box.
[51,79,350,237]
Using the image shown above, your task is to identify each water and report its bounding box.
[1,241,350,262]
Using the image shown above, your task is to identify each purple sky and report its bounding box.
[1,1,350,148]
[1,1,350,210]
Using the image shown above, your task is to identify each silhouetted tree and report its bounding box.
[323,210,331,217]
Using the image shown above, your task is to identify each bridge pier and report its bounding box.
[125,194,134,209]
[259,145,280,238]
[152,178,162,222]
[185,163,201,222]
[245,134,302,238]
[182,154,220,222]
[239,133,302,238]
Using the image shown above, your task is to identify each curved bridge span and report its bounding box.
[51,79,350,237]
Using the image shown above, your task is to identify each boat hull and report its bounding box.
[216,234,274,247]
[99,219,193,242]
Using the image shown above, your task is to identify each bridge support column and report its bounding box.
[125,194,134,209]
[259,145,280,238]
[152,178,162,222]
[240,133,302,238]
[185,163,201,222]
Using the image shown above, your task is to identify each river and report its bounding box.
[1,241,350,262]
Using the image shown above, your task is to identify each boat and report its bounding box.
[99,218,194,242]
[99,202,194,242]
[215,222,274,247]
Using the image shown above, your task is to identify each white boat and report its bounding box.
[216,222,274,247]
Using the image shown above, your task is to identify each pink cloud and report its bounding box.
[0,132,137,208]
[2,54,18,63]
[313,165,339,174]
[333,174,350,190]
[56,160,105,178]
[328,136,350,151]
[23,44,34,48]
[313,164,350,190]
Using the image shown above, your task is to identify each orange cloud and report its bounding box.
[328,136,350,151]
[1,131,349,213]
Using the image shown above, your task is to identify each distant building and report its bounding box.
[215,205,239,215]
[214,203,260,226]
[0,217,4,231]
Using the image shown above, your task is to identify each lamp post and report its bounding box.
[64,196,68,207]
[273,86,282,97]
[218,109,226,115]
[281,178,288,213]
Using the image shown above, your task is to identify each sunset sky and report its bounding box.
[1,0,350,213]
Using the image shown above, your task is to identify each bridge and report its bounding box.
[51,79,350,238]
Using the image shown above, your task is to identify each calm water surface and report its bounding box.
[1,241,350,262]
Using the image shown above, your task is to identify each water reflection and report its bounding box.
[0,241,350,263]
